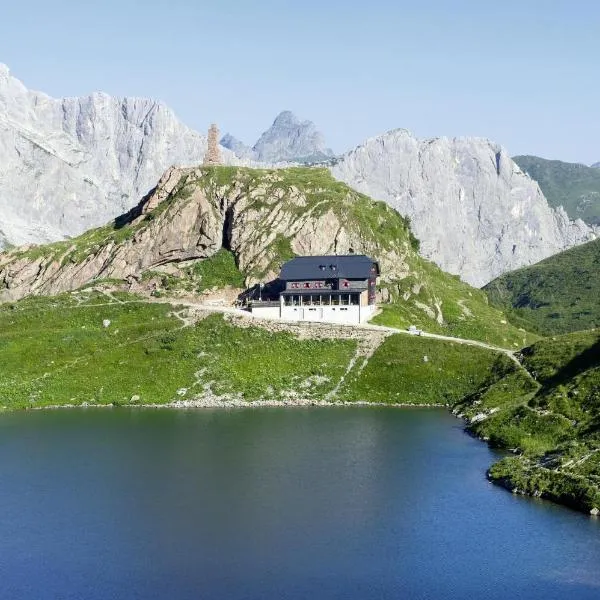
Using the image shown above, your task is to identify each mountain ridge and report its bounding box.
[330,129,596,286]
[0,62,597,288]
[0,63,241,248]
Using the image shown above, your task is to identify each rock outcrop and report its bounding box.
[0,166,413,302]
[0,63,239,248]
[331,130,596,286]
[222,111,334,164]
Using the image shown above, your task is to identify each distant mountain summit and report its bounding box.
[592,162,600,168]
[219,133,254,160]
[221,111,335,164]
[252,111,334,163]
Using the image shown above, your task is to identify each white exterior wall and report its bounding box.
[359,304,377,322]
[281,304,376,324]
[251,302,377,324]
[250,306,281,319]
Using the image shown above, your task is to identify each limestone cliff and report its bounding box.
[331,130,597,286]
[0,63,239,248]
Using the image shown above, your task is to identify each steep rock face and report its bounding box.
[0,167,413,302]
[0,64,239,248]
[249,111,334,163]
[331,129,596,286]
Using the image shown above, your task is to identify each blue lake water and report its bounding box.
[0,407,598,600]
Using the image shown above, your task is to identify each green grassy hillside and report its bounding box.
[459,330,600,513]
[374,258,536,348]
[0,291,512,410]
[341,334,518,405]
[484,238,600,335]
[513,155,600,225]
[0,292,357,409]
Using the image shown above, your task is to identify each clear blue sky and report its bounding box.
[1,0,598,163]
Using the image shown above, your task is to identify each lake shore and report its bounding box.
[29,397,447,410]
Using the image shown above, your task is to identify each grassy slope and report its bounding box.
[513,155,600,225]
[484,238,600,335]
[374,258,537,348]
[341,334,517,405]
[0,292,358,409]
[0,292,515,411]
[461,330,600,512]
[142,249,245,295]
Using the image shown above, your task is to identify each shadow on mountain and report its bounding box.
[545,340,600,388]
[113,186,157,230]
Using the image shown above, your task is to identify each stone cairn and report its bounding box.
[203,123,222,165]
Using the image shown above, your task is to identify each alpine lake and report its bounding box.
[1,406,599,600]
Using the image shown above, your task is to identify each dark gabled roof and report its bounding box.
[279,255,380,281]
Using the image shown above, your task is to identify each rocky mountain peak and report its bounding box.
[271,110,300,127]
[252,110,334,163]
[331,130,597,286]
[219,133,254,160]
[592,162,600,168]
[222,111,334,164]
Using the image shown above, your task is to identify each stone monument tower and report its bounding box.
[203,123,222,165]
